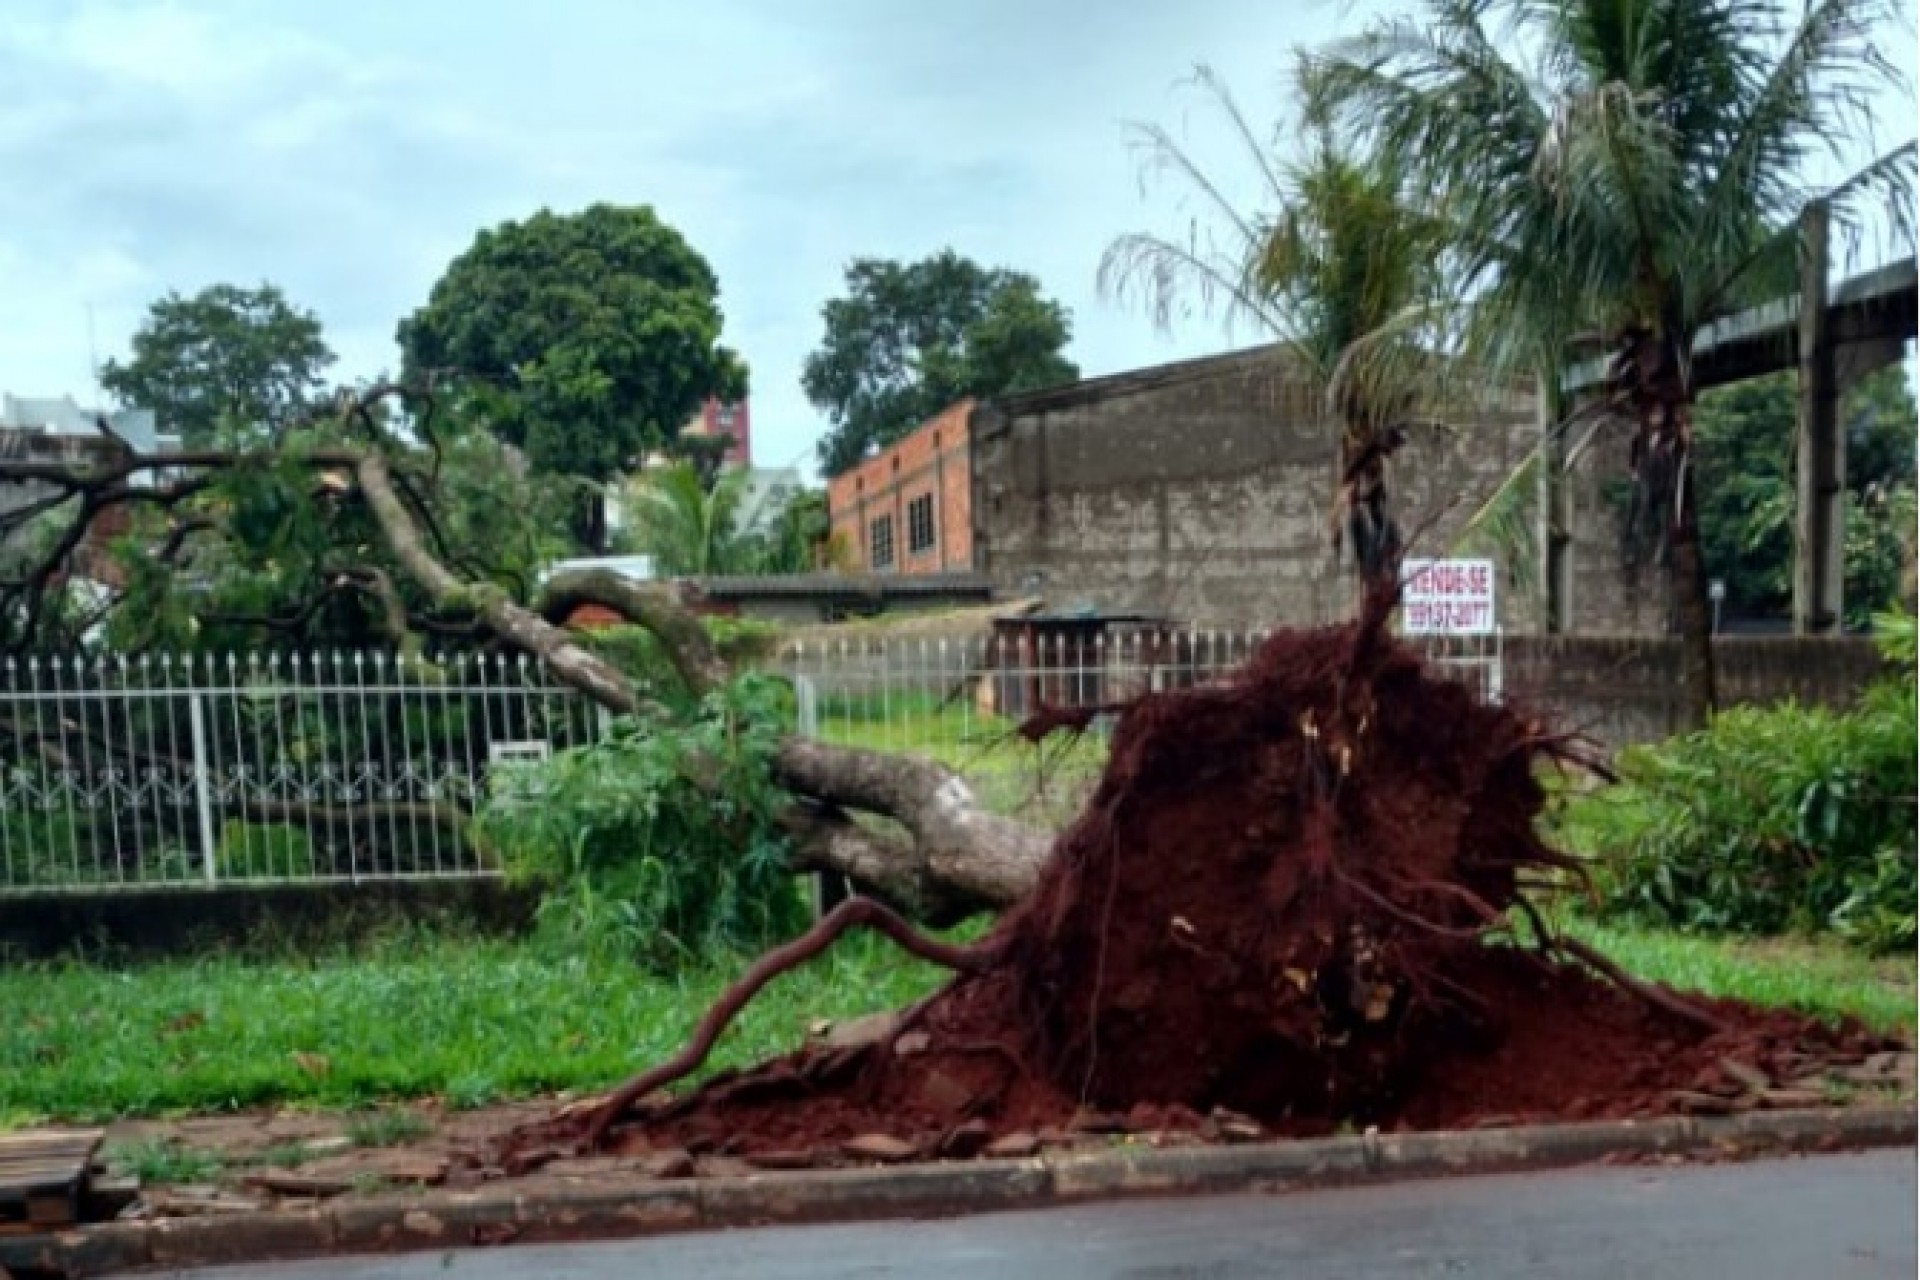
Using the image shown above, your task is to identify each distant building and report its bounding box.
[735,465,801,540]
[0,393,180,581]
[680,397,752,467]
[826,400,974,575]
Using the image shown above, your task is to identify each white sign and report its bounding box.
[1401,558,1497,635]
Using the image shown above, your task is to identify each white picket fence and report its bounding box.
[1,628,1501,894]
[0,651,598,892]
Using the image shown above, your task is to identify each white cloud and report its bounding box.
[0,0,1910,481]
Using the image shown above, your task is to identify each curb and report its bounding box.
[4,1106,1911,1277]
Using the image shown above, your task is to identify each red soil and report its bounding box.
[539,590,1894,1160]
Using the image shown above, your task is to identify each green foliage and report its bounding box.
[397,205,747,487]
[1102,76,1449,401]
[1305,0,1914,393]
[478,674,805,967]
[102,427,569,655]
[1561,624,1918,952]
[586,616,779,692]
[214,823,315,881]
[617,462,759,576]
[2,918,1902,1125]
[803,250,1077,475]
[105,1138,225,1185]
[0,930,960,1123]
[760,488,835,573]
[345,1110,431,1148]
[1695,368,1918,622]
[1552,913,1915,1031]
[100,282,335,445]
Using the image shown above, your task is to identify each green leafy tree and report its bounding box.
[1695,366,1917,622]
[1100,68,1452,582]
[803,251,1078,476]
[100,283,335,444]
[618,462,761,577]
[761,488,833,573]
[104,423,574,655]
[1306,0,1915,722]
[397,205,747,549]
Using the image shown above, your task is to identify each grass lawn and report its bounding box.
[2,915,1908,1129]
[0,930,959,1129]
[1556,915,1916,1035]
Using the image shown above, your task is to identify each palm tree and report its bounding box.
[1099,67,1452,586]
[1304,0,1915,723]
[620,462,758,578]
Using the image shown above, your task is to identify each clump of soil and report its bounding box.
[520,588,1894,1161]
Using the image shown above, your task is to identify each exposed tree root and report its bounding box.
[583,897,1003,1148]
[1551,934,1732,1035]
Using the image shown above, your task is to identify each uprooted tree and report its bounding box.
[0,384,1047,918]
[2,385,1888,1156]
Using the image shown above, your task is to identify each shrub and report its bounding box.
[476,673,806,968]
[215,822,315,880]
[1562,615,1917,953]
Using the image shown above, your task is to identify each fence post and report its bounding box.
[187,692,219,885]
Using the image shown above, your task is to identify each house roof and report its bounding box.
[695,572,994,600]
[981,344,1296,419]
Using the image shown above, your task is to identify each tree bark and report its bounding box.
[351,449,1049,916]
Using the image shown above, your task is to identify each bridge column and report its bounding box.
[1793,201,1844,635]
[1538,381,1574,632]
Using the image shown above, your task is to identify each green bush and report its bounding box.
[214,822,315,880]
[1563,615,1917,953]
[476,673,805,969]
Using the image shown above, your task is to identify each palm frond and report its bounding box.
[1452,446,1542,590]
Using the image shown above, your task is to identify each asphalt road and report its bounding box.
[168,1149,1915,1279]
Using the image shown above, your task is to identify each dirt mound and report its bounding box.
[519,590,1894,1161]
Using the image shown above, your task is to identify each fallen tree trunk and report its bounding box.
[0,396,1044,919]
[353,448,1045,917]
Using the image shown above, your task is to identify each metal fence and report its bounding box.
[3,627,1502,893]
[782,626,1504,829]
[0,652,599,893]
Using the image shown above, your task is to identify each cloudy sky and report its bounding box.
[2,1,1913,477]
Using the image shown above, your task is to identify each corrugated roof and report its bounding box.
[696,572,994,599]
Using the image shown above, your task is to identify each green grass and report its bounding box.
[5,913,1905,1130]
[0,931,961,1127]
[104,1138,225,1184]
[813,689,1109,825]
[1557,914,1915,1034]
[345,1110,432,1148]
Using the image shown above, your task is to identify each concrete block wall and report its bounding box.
[1504,634,1889,749]
[970,346,1540,628]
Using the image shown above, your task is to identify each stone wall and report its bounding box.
[1505,634,1888,749]
[968,345,1540,628]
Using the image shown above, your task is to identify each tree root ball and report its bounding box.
[516,591,1893,1159]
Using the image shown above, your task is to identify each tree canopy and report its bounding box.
[100,283,335,445]
[803,251,1078,476]
[1101,68,1453,581]
[1304,0,1915,721]
[397,205,747,487]
[1695,365,1917,624]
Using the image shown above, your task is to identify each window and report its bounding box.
[869,515,895,570]
[907,493,935,555]
[715,405,737,429]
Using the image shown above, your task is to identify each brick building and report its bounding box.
[827,400,974,574]
[680,397,752,467]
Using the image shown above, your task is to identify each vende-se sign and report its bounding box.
[1401,558,1497,635]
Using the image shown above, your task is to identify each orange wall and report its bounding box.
[827,400,973,574]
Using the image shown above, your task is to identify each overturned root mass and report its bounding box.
[517,591,1892,1160]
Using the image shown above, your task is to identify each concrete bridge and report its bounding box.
[1547,207,1916,635]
